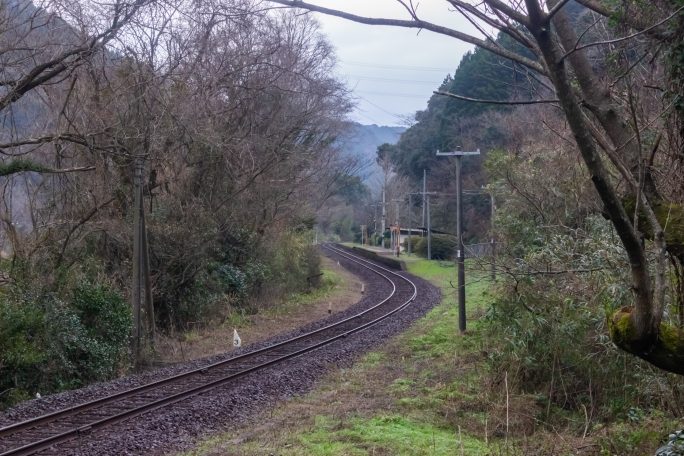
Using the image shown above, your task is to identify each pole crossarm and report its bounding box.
[436,149,481,157]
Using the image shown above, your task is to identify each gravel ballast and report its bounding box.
[0,246,441,455]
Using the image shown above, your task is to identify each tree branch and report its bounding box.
[559,5,684,62]
[0,159,95,177]
[545,0,573,22]
[573,0,670,40]
[434,90,559,105]
[267,0,545,73]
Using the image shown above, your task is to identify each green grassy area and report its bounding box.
[295,414,489,456]
[219,266,343,328]
[284,267,342,307]
[182,257,502,456]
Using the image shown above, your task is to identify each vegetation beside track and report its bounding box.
[183,251,682,456]
[154,257,360,364]
[183,255,495,455]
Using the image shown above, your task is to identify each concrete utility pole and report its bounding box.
[392,198,403,254]
[372,203,378,233]
[421,168,426,231]
[132,156,154,367]
[426,193,432,260]
[381,189,387,236]
[437,147,480,334]
[407,194,412,255]
[489,189,496,281]
[412,189,437,259]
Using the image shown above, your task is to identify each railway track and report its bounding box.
[0,244,418,456]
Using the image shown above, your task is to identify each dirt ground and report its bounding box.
[154,256,364,364]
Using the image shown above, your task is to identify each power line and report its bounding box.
[341,60,454,72]
[357,90,431,99]
[356,95,411,123]
[346,75,442,85]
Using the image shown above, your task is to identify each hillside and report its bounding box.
[337,122,405,191]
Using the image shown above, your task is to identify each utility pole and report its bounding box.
[132,156,154,367]
[489,190,496,281]
[421,168,426,231]
[381,189,387,236]
[412,189,436,259]
[392,198,403,255]
[372,203,378,234]
[437,147,480,334]
[426,193,432,260]
[407,194,412,255]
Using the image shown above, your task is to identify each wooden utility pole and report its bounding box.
[437,147,480,334]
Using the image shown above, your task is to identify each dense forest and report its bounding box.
[0,0,367,406]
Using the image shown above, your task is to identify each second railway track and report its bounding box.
[0,244,422,456]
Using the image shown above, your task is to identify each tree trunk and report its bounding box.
[525,0,659,347]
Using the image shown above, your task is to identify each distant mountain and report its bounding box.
[337,122,405,191]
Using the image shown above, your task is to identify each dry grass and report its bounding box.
[154,256,363,364]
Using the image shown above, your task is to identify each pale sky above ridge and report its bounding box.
[311,1,478,126]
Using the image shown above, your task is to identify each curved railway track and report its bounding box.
[0,244,419,456]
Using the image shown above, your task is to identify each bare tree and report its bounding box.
[268,0,684,374]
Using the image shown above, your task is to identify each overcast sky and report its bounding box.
[310,1,479,127]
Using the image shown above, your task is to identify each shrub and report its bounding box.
[0,283,131,409]
[70,282,131,379]
[413,234,457,260]
[402,236,422,252]
[0,295,45,405]
[482,217,684,421]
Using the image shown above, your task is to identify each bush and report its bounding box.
[482,217,684,421]
[70,282,131,379]
[414,234,457,260]
[0,283,130,409]
[264,230,320,299]
[402,236,422,252]
[0,295,45,405]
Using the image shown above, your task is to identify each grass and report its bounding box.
[181,249,683,456]
[275,267,342,314]
[296,415,489,456]
[181,256,501,456]
[154,259,352,364]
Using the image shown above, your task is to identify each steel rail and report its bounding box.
[0,244,417,456]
